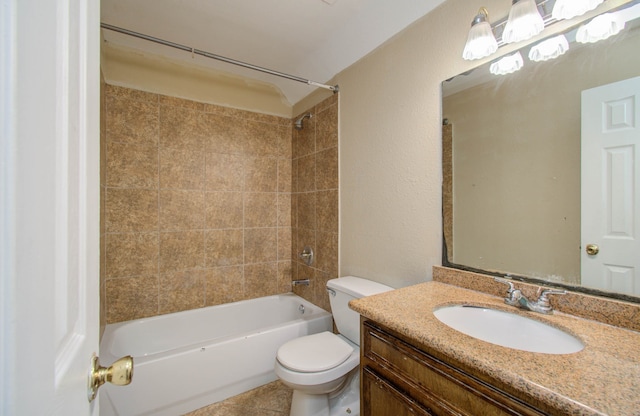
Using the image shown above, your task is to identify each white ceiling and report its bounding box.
[101,0,446,105]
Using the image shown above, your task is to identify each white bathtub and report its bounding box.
[99,293,332,416]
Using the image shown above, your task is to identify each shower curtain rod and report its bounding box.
[101,23,339,93]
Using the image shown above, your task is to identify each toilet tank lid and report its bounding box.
[327,276,393,298]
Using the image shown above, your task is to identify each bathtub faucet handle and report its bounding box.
[299,246,314,266]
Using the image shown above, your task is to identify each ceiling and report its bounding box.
[101,0,446,105]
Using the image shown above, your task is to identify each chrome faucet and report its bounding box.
[494,277,565,314]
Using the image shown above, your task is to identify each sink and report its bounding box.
[433,305,584,354]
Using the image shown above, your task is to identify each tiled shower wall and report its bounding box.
[101,85,338,323]
[291,95,339,312]
[103,85,292,323]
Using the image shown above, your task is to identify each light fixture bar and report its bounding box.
[100,23,339,93]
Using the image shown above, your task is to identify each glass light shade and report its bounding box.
[490,52,524,75]
[463,21,499,60]
[552,0,605,20]
[528,34,569,62]
[503,0,545,44]
[576,13,625,43]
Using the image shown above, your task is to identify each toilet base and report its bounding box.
[291,390,330,416]
[287,369,360,416]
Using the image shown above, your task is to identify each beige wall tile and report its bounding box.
[296,154,316,193]
[106,96,158,145]
[106,275,159,322]
[244,157,277,192]
[106,188,158,232]
[277,193,291,227]
[244,193,277,228]
[316,103,338,151]
[278,261,293,293]
[159,189,205,231]
[159,231,205,272]
[277,125,293,159]
[316,231,338,277]
[292,112,316,158]
[278,227,292,262]
[245,262,278,298]
[316,190,338,233]
[297,192,317,231]
[244,121,279,156]
[205,229,244,267]
[316,147,338,191]
[278,159,292,193]
[244,228,277,264]
[106,142,158,188]
[105,84,158,103]
[159,270,206,314]
[205,191,243,229]
[202,114,245,154]
[205,266,244,306]
[205,152,244,191]
[159,106,206,151]
[105,232,159,278]
[159,95,204,111]
[159,148,204,190]
[102,86,336,323]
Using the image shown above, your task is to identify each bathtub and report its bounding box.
[99,293,332,416]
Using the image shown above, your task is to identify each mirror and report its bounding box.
[442,1,640,302]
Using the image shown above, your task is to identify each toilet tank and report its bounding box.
[327,276,393,345]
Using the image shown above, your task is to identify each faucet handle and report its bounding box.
[494,277,515,292]
[535,288,566,308]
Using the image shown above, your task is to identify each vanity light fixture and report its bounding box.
[489,51,524,75]
[552,0,605,20]
[503,0,545,44]
[462,7,499,60]
[528,34,569,61]
[576,12,625,43]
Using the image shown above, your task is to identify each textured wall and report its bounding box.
[103,85,293,323]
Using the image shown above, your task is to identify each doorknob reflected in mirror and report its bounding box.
[586,244,599,255]
[87,353,133,402]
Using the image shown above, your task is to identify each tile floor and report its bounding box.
[184,381,292,416]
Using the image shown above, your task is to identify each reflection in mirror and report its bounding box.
[442,0,640,302]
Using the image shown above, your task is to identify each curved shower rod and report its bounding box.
[101,23,339,93]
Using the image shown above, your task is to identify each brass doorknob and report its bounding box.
[88,354,133,402]
[586,244,599,255]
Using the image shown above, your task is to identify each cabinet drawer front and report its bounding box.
[363,367,436,416]
[363,322,546,416]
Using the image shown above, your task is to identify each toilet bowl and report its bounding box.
[275,276,393,416]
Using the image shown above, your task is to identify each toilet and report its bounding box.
[275,276,393,416]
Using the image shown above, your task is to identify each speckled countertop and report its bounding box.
[350,281,640,416]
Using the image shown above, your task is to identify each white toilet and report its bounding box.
[275,276,393,416]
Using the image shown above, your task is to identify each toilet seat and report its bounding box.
[277,331,353,372]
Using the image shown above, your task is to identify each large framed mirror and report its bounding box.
[442,0,640,302]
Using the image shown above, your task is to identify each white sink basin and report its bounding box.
[433,305,584,354]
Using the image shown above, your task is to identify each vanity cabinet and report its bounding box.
[361,319,548,416]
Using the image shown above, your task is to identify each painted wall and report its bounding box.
[102,43,292,118]
[332,0,507,288]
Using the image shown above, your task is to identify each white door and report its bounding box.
[1,0,101,414]
[581,76,640,295]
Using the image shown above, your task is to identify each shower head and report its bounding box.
[294,113,312,130]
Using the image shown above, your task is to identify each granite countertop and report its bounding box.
[350,281,640,416]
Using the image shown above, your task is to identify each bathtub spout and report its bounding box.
[292,279,310,286]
